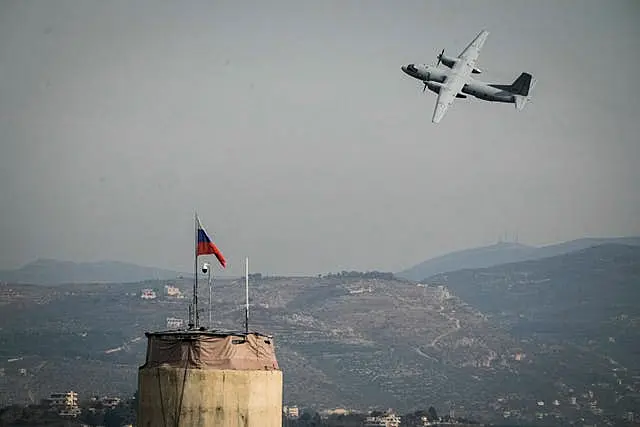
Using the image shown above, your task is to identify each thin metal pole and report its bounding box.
[245,257,249,335]
[208,268,212,327]
[194,212,199,328]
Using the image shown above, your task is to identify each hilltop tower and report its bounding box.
[137,216,281,426]
[137,329,282,427]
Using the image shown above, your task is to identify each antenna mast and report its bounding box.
[245,257,249,335]
[208,264,212,327]
[193,212,199,329]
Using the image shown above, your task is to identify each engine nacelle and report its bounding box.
[439,55,458,69]
[425,81,444,94]
[440,54,481,74]
[425,82,467,98]
[425,81,466,98]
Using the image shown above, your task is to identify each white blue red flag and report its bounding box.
[196,216,226,268]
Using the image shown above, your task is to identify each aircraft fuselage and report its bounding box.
[401,64,515,103]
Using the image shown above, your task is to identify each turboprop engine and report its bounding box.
[423,81,467,98]
[424,81,444,94]
[437,49,482,73]
[437,53,457,69]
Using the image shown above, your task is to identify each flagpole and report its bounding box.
[208,267,213,327]
[193,213,225,330]
[245,257,249,335]
[194,212,199,329]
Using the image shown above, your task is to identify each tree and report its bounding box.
[312,412,322,426]
[427,406,438,421]
[104,409,124,427]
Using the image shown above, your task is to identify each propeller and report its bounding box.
[436,48,444,67]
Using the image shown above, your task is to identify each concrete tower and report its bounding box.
[137,329,282,427]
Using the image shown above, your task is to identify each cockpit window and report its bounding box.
[407,64,417,73]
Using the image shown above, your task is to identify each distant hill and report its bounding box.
[425,243,640,365]
[1,247,640,424]
[0,259,186,285]
[398,242,537,281]
[397,236,640,281]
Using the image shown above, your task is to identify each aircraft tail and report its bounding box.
[511,73,534,110]
[510,72,532,96]
[514,95,528,111]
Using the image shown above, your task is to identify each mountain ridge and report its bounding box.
[397,236,640,281]
[4,235,640,285]
[0,258,187,285]
[1,244,639,425]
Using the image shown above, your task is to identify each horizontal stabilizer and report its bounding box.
[514,95,528,111]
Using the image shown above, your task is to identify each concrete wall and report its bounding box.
[138,367,283,427]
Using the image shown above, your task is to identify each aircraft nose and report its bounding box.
[402,64,416,76]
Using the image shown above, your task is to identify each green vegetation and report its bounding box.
[322,270,397,280]
[0,396,136,427]
[1,244,639,425]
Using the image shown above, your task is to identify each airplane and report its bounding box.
[401,30,534,123]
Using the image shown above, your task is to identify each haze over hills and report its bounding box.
[422,243,640,417]
[0,259,186,285]
[1,244,639,425]
[3,236,639,286]
[397,236,640,281]
[425,243,640,359]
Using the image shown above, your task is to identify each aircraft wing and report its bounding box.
[432,30,489,123]
[432,83,460,124]
[457,30,489,67]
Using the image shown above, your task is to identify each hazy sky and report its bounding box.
[1,0,639,276]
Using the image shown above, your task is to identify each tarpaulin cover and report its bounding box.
[142,332,280,371]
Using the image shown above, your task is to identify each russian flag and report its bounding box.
[196,216,226,268]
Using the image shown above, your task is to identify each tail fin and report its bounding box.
[512,73,534,110]
[510,72,532,96]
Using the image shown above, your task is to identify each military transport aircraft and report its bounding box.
[401,30,534,123]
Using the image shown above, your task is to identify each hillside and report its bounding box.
[0,275,514,416]
[398,242,537,281]
[0,259,186,285]
[425,244,640,357]
[398,236,640,281]
[424,243,640,323]
[1,247,639,425]
[424,244,640,413]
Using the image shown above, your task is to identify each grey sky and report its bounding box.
[1,0,639,276]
